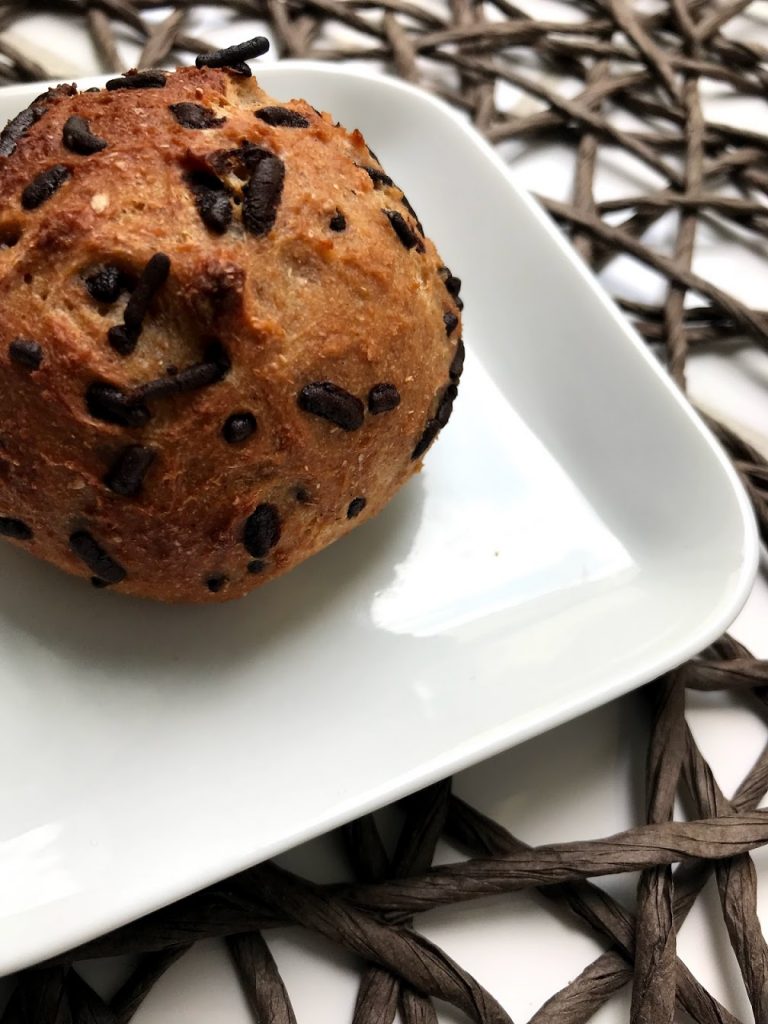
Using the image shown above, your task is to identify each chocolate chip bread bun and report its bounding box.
[0,40,463,602]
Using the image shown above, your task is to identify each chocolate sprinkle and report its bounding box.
[294,486,314,505]
[0,105,43,158]
[63,116,107,155]
[242,154,285,236]
[243,504,281,559]
[106,71,167,91]
[223,412,257,444]
[401,194,424,235]
[206,575,228,593]
[362,166,393,188]
[107,325,136,356]
[255,106,310,128]
[449,338,465,380]
[9,339,42,370]
[69,531,126,584]
[347,497,367,519]
[247,559,266,574]
[208,142,273,178]
[196,190,233,234]
[0,517,32,540]
[436,383,458,428]
[298,381,365,431]
[443,312,459,336]
[108,253,171,356]
[104,445,155,497]
[411,418,440,460]
[170,103,226,130]
[21,164,70,210]
[86,383,151,428]
[196,37,270,72]
[439,267,462,298]
[187,172,233,234]
[329,211,346,232]
[368,383,401,415]
[87,344,228,425]
[136,342,230,402]
[384,210,421,251]
[85,264,125,304]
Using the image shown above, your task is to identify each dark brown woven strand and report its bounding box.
[1,1,768,1022]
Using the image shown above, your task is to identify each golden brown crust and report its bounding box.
[0,66,462,602]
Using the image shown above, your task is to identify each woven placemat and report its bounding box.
[1,3,768,1023]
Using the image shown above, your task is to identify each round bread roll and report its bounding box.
[0,58,463,602]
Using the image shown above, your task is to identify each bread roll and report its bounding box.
[0,60,463,601]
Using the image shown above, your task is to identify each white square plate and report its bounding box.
[0,64,757,974]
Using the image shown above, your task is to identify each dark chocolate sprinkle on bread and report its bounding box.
[196,37,269,72]
[22,165,71,209]
[87,343,228,426]
[187,172,233,234]
[136,343,229,401]
[107,325,137,357]
[412,418,440,460]
[9,339,42,370]
[106,71,167,91]
[86,383,151,427]
[170,103,225,129]
[90,344,227,429]
[206,575,228,593]
[401,194,424,235]
[85,265,125,304]
[384,209,421,251]
[242,154,285,236]
[443,311,459,336]
[209,142,272,177]
[255,106,310,128]
[347,497,367,519]
[0,517,32,540]
[63,116,107,155]
[0,105,43,159]
[439,267,462,298]
[329,211,346,232]
[449,338,465,380]
[363,166,393,188]
[69,531,126,584]
[243,504,281,558]
[436,382,458,427]
[247,559,266,574]
[108,252,170,356]
[104,445,155,497]
[368,383,400,415]
[298,382,364,431]
[223,412,257,444]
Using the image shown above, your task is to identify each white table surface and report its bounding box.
[2,4,768,1021]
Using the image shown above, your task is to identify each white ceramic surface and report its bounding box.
[0,64,757,975]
